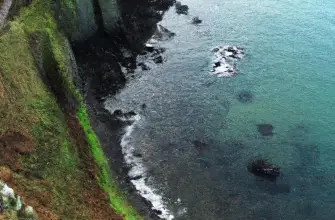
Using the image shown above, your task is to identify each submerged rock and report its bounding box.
[192,16,202,24]
[257,124,274,136]
[175,1,189,15]
[248,159,280,181]
[237,90,253,103]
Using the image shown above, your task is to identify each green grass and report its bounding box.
[77,105,140,220]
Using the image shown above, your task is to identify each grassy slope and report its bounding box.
[0,0,140,219]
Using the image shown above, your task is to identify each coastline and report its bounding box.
[0,0,176,218]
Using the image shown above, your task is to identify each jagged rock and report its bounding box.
[138,62,151,71]
[248,159,280,181]
[175,1,189,15]
[153,24,176,41]
[192,16,202,24]
[210,45,244,77]
[145,43,155,52]
[153,55,164,64]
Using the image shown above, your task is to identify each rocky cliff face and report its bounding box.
[0,0,174,219]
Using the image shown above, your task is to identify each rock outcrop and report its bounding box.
[210,45,244,77]
[0,180,36,219]
[0,0,12,28]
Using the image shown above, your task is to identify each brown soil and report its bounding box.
[0,131,34,171]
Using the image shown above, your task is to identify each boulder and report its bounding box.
[192,16,202,24]
[153,55,164,64]
[175,1,189,15]
[248,159,280,181]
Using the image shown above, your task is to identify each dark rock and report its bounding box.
[154,47,166,54]
[257,124,274,136]
[214,61,221,67]
[237,90,253,103]
[138,62,151,71]
[141,64,150,71]
[248,159,280,181]
[113,109,123,116]
[153,24,176,41]
[227,46,236,52]
[126,111,137,117]
[192,16,202,24]
[134,152,143,158]
[131,175,143,181]
[145,44,155,52]
[153,55,163,64]
[175,1,189,15]
[141,103,147,109]
[153,209,163,215]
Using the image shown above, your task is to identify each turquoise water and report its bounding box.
[106,0,335,219]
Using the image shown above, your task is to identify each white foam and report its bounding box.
[120,116,176,220]
[210,45,244,77]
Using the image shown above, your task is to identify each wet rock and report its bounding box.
[257,124,274,136]
[210,45,244,77]
[237,90,253,103]
[138,62,151,71]
[192,16,202,24]
[153,55,164,64]
[145,43,155,52]
[248,159,280,181]
[113,109,123,116]
[125,110,137,118]
[133,152,143,158]
[175,1,189,15]
[131,175,143,181]
[153,24,176,41]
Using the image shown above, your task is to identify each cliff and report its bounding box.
[0,0,173,219]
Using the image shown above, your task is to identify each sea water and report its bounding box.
[105,0,335,219]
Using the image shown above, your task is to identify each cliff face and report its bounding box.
[0,0,174,219]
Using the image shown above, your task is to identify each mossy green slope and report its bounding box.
[0,0,140,219]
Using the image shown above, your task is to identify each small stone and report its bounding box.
[153,55,163,64]
[1,184,14,199]
[15,196,22,211]
[24,206,35,217]
[0,167,12,182]
[192,16,202,24]
[113,109,123,116]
